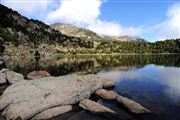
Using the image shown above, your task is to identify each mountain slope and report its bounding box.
[0,4,94,54]
[51,23,103,41]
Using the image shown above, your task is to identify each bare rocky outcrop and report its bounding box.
[116,95,150,114]
[32,105,73,120]
[95,89,118,100]
[79,99,115,113]
[27,70,51,80]
[0,74,102,120]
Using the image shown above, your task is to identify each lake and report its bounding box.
[0,54,180,120]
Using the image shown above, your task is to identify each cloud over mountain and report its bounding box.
[1,0,180,40]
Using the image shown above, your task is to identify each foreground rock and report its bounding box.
[102,79,115,88]
[0,69,24,84]
[0,74,102,120]
[32,105,73,120]
[79,99,115,113]
[95,89,118,100]
[27,70,51,80]
[117,95,150,114]
[6,71,24,84]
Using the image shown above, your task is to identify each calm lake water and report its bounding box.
[0,54,180,120]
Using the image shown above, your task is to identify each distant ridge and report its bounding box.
[51,23,103,41]
[51,23,146,42]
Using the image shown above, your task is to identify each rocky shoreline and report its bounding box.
[0,68,151,120]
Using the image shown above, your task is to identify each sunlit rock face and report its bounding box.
[0,74,102,120]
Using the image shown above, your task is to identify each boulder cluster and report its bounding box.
[0,69,150,120]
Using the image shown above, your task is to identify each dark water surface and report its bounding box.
[0,54,180,120]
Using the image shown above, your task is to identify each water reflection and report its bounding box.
[1,54,180,77]
[98,64,180,120]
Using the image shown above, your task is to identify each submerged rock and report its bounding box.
[95,89,118,100]
[116,95,150,114]
[0,74,102,120]
[6,71,24,84]
[102,79,115,88]
[32,105,73,120]
[79,99,115,113]
[27,70,51,80]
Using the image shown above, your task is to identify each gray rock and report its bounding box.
[32,105,72,120]
[102,79,115,88]
[79,99,115,113]
[0,72,6,84]
[0,61,3,65]
[116,95,150,114]
[6,71,24,84]
[27,70,51,80]
[0,74,102,120]
[95,89,118,100]
[0,68,9,73]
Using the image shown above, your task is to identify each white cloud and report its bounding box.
[143,2,180,40]
[45,0,102,25]
[157,2,180,39]
[88,20,142,36]
[45,0,140,36]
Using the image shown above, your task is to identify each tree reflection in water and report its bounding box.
[2,54,180,77]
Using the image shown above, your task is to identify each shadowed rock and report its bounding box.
[79,99,115,113]
[95,89,118,100]
[32,105,73,120]
[0,74,102,120]
[27,70,51,80]
[116,95,150,114]
[102,79,115,88]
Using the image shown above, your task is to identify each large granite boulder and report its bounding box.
[0,74,102,120]
[27,70,51,80]
[95,89,118,100]
[32,105,73,120]
[79,99,115,113]
[116,95,150,114]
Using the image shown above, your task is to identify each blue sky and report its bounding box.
[100,1,171,26]
[1,0,180,41]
